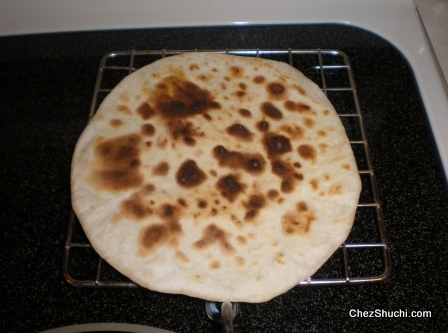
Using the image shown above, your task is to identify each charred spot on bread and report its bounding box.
[137,102,155,119]
[268,82,285,95]
[253,75,265,84]
[216,174,246,202]
[261,102,283,120]
[212,145,266,175]
[226,123,254,141]
[110,119,123,128]
[256,120,270,132]
[298,144,317,163]
[243,194,267,220]
[238,108,252,118]
[91,134,143,191]
[176,159,207,188]
[266,82,287,100]
[193,224,235,255]
[263,134,292,157]
[152,161,169,176]
[150,76,221,120]
[281,203,316,236]
[141,123,155,136]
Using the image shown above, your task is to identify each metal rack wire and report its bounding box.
[63,48,390,288]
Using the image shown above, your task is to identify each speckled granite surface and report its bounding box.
[1,25,447,333]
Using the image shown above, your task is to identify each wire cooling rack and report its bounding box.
[63,49,391,288]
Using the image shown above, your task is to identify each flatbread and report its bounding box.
[71,52,361,303]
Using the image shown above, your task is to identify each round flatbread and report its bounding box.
[71,52,361,303]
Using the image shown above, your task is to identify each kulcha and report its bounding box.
[71,53,361,303]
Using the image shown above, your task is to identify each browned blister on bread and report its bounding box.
[71,53,361,303]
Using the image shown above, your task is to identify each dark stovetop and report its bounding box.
[1,25,447,333]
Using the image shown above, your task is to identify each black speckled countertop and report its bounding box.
[1,25,447,333]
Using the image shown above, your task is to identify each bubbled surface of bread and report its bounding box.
[71,53,361,303]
